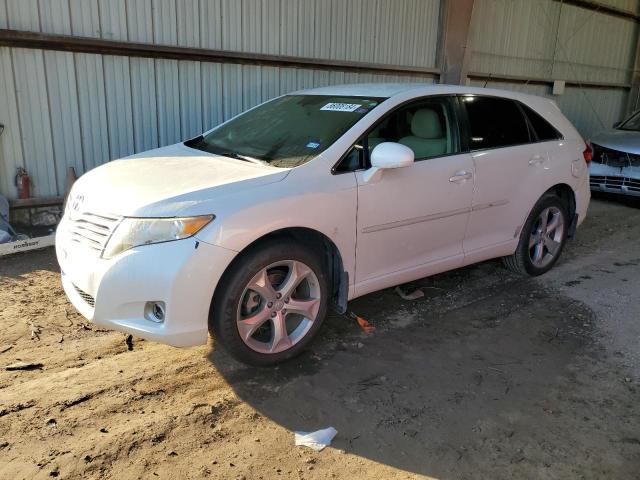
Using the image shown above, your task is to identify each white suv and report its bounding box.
[56,84,591,365]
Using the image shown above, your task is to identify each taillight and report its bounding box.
[583,141,593,164]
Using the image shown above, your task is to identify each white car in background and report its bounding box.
[56,84,591,365]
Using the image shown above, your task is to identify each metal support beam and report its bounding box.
[439,0,476,85]
[552,0,640,23]
[467,71,631,90]
[0,29,440,78]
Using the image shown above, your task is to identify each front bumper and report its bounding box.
[56,227,236,347]
[589,163,640,197]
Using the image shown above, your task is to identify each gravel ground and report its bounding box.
[0,196,639,480]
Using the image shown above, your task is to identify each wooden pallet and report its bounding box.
[9,196,64,209]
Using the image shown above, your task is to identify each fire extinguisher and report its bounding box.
[15,167,31,199]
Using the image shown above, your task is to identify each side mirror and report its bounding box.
[613,121,622,129]
[362,142,414,183]
[370,142,415,169]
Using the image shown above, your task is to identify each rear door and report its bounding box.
[461,95,551,255]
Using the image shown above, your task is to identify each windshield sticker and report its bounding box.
[321,103,362,113]
[306,141,321,149]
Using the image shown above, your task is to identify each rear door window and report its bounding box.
[462,96,530,151]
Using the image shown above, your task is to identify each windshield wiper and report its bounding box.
[219,151,268,166]
[184,137,268,166]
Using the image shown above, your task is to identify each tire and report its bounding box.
[210,238,329,366]
[503,194,569,276]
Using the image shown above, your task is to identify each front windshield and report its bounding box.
[186,95,385,168]
[619,110,640,131]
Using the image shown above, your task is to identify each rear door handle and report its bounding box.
[529,155,546,166]
[449,171,473,183]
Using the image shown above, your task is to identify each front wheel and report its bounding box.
[503,194,568,276]
[210,240,329,366]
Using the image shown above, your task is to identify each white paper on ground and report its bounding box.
[294,427,338,451]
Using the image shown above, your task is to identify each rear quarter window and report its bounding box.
[521,104,563,141]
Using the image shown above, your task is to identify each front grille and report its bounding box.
[590,175,640,193]
[65,212,121,255]
[592,143,640,168]
[73,283,95,308]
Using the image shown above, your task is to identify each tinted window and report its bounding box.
[187,95,385,168]
[462,96,530,150]
[522,104,562,141]
[366,96,459,159]
[619,110,640,131]
[334,144,364,173]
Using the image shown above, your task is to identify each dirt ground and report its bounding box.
[1,196,639,480]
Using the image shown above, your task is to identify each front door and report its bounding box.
[353,96,474,294]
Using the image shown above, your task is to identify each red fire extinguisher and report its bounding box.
[15,167,31,199]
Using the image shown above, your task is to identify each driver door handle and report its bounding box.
[449,171,473,183]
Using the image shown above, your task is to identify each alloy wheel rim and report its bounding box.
[236,260,321,354]
[528,206,564,268]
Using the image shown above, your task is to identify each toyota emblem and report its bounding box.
[71,194,84,212]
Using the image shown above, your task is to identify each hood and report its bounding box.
[591,129,640,155]
[70,143,290,217]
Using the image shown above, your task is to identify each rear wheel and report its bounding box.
[210,240,328,366]
[503,194,568,276]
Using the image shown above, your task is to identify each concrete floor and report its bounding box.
[0,196,638,479]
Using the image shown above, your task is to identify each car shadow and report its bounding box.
[208,264,599,478]
[591,191,640,208]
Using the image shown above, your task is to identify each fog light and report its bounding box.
[145,301,166,323]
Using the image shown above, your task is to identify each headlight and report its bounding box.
[102,215,214,259]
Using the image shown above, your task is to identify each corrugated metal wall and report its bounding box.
[1,0,639,200]
[0,0,441,198]
[468,0,638,138]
